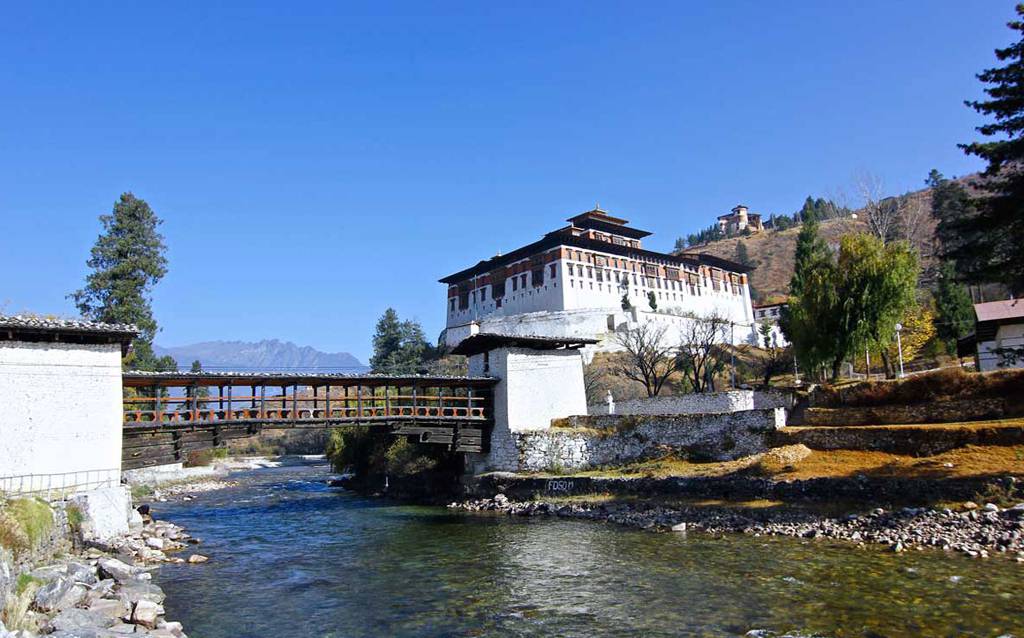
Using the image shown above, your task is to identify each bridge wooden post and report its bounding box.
[281,386,287,418]
[153,384,162,424]
[251,385,256,412]
[384,385,390,418]
[312,385,319,416]
[190,383,199,422]
[357,385,363,419]
[292,384,298,422]
[412,385,418,418]
[227,384,233,420]
[259,385,266,419]
[325,385,331,420]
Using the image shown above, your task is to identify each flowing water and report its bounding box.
[154,462,1023,638]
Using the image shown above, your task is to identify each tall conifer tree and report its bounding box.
[71,192,175,371]
[956,5,1024,293]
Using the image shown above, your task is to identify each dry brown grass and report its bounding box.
[555,443,1024,483]
[768,445,1024,480]
[815,367,1024,408]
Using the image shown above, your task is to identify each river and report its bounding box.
[153,461,1023,638]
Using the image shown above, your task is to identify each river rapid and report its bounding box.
[153,461,1023,638]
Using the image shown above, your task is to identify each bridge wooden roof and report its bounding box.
[122,372,498,389]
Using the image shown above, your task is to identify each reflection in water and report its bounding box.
[155,464,1024,638]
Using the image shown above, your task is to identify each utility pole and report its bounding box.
[895,323,905,378]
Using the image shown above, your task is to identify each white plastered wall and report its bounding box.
[0,341,124,482]
[466,346,588,472]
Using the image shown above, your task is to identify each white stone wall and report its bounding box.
[590,391,755,416]
[515,408,787,472]
[0,341,124,485]
[447,307,761,352]
[589,390,794,416]
[978,324,1024,372]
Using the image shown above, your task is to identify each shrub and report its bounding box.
[184,446,229,467]
[66,504,84,533]
[326,427,448,478]
[0,498,53,554]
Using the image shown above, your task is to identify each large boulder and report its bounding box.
[96,558,137,584]
[50,607,117,633]
[65,562,99,587]
[34,576,87,612]
[117,581,166,606]
[66,487,132,543]
[130,600,164,629]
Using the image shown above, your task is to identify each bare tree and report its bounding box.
[677,312,731,392]
[613,322,677,397]
[854,171,902,244]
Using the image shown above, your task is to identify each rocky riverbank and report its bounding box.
[0,515,207,638]
[452,495,1024,560]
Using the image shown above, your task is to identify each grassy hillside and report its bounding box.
[680,216,868,303]
[677,186,939,304]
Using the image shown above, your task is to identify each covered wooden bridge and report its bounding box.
[121,372,496,470]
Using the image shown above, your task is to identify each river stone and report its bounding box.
[88,597,128,619]
[34,576,88,612]
[186,554,208,564]
[66,562,99,586]
[51,608,117,633]
[97,558,137,583]
[86,579,116,602]
[130,600,164,629]
[145,537,165,550]
[117,581,166,605]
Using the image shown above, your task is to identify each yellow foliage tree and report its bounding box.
[867,303,936,375]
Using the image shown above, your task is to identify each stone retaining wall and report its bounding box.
[775,423,1024,456]
[466,472,1012,506]
[514,408,786,472]
[803,398,1007,426]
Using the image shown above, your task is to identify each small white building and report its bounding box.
[451,333,594,473]
[964,300,1024,372]
[0,316,136,494]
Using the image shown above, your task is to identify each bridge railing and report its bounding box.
[123,388,489,425]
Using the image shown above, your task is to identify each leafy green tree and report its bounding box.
[70,192,176,371]
[956,6,1024,294]
[933,261,976,349]
[784,234,918,381]
[370,308,430,374]
[926,170,986,280]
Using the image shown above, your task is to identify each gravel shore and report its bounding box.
[452,495,1024,560]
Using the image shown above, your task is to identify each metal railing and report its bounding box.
[0,468,120,500]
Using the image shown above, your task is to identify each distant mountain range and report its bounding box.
[153,339,366,373]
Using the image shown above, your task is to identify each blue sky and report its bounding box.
[0,2,1010,362]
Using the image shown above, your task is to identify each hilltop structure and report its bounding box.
[440,207,758,349]
[717,204,764,235]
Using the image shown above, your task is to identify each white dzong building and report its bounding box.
[440,207,758,350]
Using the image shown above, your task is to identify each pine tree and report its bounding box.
[735,241,753,268]
[787,216,828,298]
[70,192,176,371]
[956,5,1024,293]
[370,308,430,374]
[933,261,976,349]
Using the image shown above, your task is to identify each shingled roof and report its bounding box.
[0,315,137,352]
